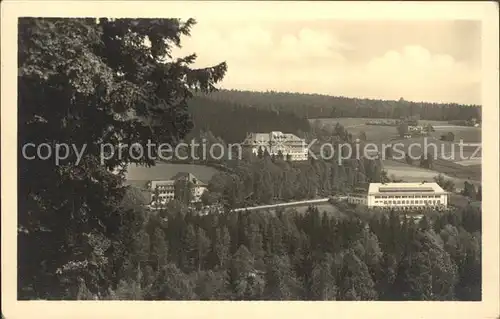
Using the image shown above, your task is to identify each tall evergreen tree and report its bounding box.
[18,17,226,299]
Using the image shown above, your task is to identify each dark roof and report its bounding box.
[379,187,435,193]
[171,172,207,186]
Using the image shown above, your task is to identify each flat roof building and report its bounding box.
[347,182,448,210]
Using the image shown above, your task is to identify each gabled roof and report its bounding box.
[148,172,208,189]
[171,172,207,185]
[149,180,175,189]
[242,132,304,144]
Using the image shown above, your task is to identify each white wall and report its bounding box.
[367,193,448,208]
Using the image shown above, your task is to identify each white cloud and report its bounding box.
[172,23,480,104]
[357,45,480,103]
[174,22,347,66]
[273,28,348,62]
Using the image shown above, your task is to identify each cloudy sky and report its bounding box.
[173,19,481,105]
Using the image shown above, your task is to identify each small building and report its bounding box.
[347,187,369,205]
[347,193,368,205]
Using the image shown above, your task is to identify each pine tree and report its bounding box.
[196,227,211,271]
[149,263,196,300]
[264,255,301,300]
[277,150,285,161]
[150,228,168,270]
[18,17,226,298]
[214,226,231,268]
[247,223,265,263]
[257,146,264,159]
[181,224,198,272]
[194,270,229,300]
[310,253,337,300]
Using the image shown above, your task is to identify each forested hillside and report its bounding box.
[198,90,481,121]
[79,198,481,301]
[187,96,311,144]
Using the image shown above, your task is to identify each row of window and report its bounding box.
[349,199,366,203]
[153,186,174,191]
[156,191,174,195]
[374,199,442,205]
[154,194,174,199]
[253,150,307,155]
[378,206,442,211]
[374,195,441,199]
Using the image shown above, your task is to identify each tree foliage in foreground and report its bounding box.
[18,17,226,299]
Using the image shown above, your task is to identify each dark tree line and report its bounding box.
[201,90,481,122]
[203,156,386,209]
[187,96,311,144]
[194,119,388,208]
[18,17,226,300]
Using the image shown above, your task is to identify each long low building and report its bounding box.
[347,182,448,210]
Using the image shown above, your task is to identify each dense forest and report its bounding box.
[17,18,482,302]
[200,90,481,122]
[200,119,387,207]
[17,18,227,300]
[179,118,388,208]
[76,197,481,301]
[187,96,311,144]
[180,89,480,146]
[203,156,384,208]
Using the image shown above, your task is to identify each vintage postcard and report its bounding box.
[1,1,499,319]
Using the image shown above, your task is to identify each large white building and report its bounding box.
[347,182,448,210]
[147,172,208,206]
[241,131,308,161]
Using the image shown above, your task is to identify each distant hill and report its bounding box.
[197,89,481,122]
[187,95,311,144]
[124,163,220,184]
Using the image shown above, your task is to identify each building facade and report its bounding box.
[241,131,308,161]
[347,193,368,205]
[347,182,448,210]
[147,172,208,206]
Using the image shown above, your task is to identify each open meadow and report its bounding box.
[382,159,481,188]
[124,162,220,187]
[311,117,482,183]
[311,117,481,143]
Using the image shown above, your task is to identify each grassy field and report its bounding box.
[383,136,481,161]
[312,117,400,142]
[382,159,481,187]
[312,117,482,183]
[431,125,481,143]
[124,162,220,186]
[313,117,449,127]
[311,118,481,144]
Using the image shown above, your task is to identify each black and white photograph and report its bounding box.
[1,1,499,318]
